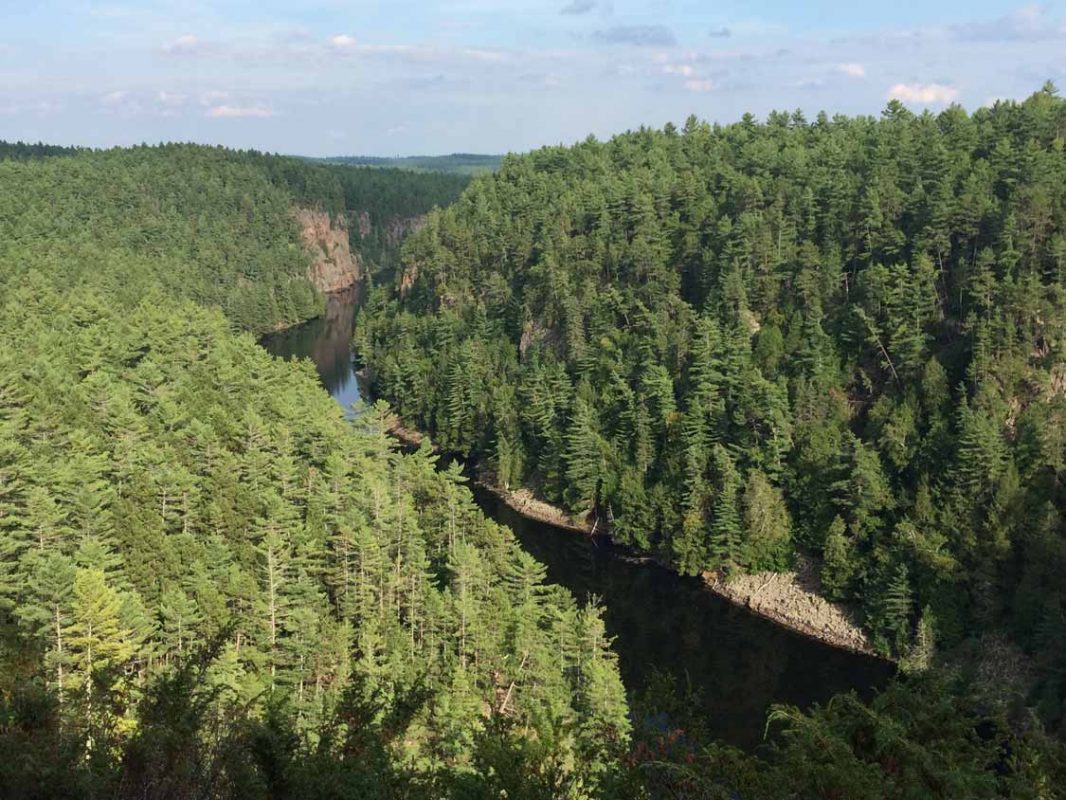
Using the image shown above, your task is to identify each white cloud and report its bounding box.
[360,43,414,54]
[206,104,274,118]
[157,91,187,107]
[838,62,865,77]
[199,90,230,106]
[887,82,959,104]
[155,91,188,117]
[684,79,714,92]
[463,48,506,63]
[164,34,201,54]
[593,25,677,47]
[560,0,595,14]
[329,34,356,49]
[31,101,62,115]
[663,64,695,77]
[98,91,143,115]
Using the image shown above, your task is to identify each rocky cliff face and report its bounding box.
[295,208,361,293]
[383,213,427,247]
[351,209,428,246]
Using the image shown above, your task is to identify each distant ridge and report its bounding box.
[311,152,503,175]
[0,140,83,160]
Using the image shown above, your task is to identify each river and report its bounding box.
[262,291,894,750]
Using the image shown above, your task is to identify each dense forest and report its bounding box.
[315,153,504,176]
[0,284,634,797]
[0,144,466,331]
[1,110,1064,797]
[0,144,632,796]
[0,140,84,160]
[356,87,1066,713]
[259,154,470,273]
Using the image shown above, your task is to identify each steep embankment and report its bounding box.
[0,143,469,333]
[295,207,362,293]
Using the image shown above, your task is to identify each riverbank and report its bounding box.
[704,562,883,659]
[384,414,889,662]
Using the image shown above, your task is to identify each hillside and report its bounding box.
[356,87,1066,705]
[0,144,630,796]
[1,130,1064,798]
[315,153,504,176]
[0,143,467,332]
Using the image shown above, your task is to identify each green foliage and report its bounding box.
[315,153,503,176]
[357,90,1066,685]
[0,132,617,799]
[629,672,1066,800]
[3,90,1066,796]
[0,142,467,332]
[741,470,792,571]
[821,517,856,600]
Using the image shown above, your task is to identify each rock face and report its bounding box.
[703,556,881,658]
[295,208,361,294]
[383,213,427,247]
[350,210,428,246]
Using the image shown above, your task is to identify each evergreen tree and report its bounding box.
[821,517,855,600]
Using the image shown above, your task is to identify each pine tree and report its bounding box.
[562,396,603,511]
[66,568,135,685]
[572,604,629,791]
[869,561,915,654]
[708,445,742,573]
[257,527,291,691]
[17,550,76,703]
[159,586,201,662]
[741,470,791,571]
[821,517,855,600]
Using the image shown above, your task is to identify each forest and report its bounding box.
[0,144,467,331]
[0,142,633,797]
[356,86,1066,725]
[1,100,1065,798]
[314,153,504,176]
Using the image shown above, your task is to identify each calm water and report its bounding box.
[262,288,363,415]
[262,291,894,749]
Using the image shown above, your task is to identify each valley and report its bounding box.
[263,293,894,751]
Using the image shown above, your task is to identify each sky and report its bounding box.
[1,1,1064,156]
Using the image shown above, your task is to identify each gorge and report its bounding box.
[262,291,894,750]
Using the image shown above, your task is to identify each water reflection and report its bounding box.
[262,289,362,415]
[474,486,893,749]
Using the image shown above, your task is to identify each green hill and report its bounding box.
[0,142,628,797]
[357,87,1066,699]
[1,113,1064,798]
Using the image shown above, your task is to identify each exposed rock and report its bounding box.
[399,265,419,297]
[385,418,425,448]
[348,210,426,246]
[295,207,361,293]
[703,557,882,658]
[383,213,427,247]
[477,479,595,536]
[354,210,372,238]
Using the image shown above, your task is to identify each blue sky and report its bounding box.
[1,1,1064,155]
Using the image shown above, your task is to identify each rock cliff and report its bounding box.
[295,208,361,293]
